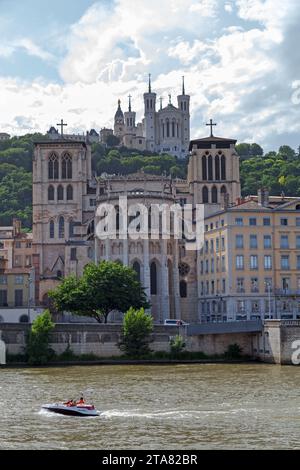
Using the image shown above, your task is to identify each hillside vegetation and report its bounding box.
[0,134,298,229]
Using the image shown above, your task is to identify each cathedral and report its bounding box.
[32,115,240,323]
[113,75,190,158]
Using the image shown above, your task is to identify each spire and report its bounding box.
[168,94,171,105]
[160,97,163,110]
[148,73,151,93]
[128,94,132,112]
[182,76,185,95]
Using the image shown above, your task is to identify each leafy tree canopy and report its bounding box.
[49,261,150,323]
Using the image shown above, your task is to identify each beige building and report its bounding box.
[200,190,300,322]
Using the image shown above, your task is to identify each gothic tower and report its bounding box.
[188,121,241,216]
[177,76,190,152]
[114,99,125,139]
[143,74,157,152]
[124,95,136,134]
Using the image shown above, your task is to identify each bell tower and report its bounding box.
[143,74,156,152]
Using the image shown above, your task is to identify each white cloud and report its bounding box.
[1,0,300,152]
[16,38,54,62]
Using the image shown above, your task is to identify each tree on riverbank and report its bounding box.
[119,307,153,357]
[49,261,150,323]
[26,309,55,365]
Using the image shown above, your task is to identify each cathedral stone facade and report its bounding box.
[113,76,190,158]
[33,125,238,322]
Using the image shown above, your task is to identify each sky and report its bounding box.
[0,0,300,152]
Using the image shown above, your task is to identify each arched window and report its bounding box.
[57,270,62,278]
[202,156,207,180]
[215,155,220,180]
[132,261,141,281]
[58,216,64,238]
[57,185,64,201]
[221,155,226,180]
[162,123,165,138]
[61,153,72,179]
[180,280,187,298]
[150,261,157,295]
[19,314,29,323]
[172,121,175,137]
[48,185,54,201]
[48,153,59,179]
[212,186,218,203]
[221,185,227,196]
[202,186,209,203]
[177,123,179,137]
[69,219,74,238]
[115,205,120,231]
[296,204,300,211]
[166,119,170,138]
[49,220,55,239]
[66,184,73,200]
[208,155,213,180]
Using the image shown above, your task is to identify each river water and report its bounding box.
[0,363,299,450]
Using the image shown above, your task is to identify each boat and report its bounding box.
[42,402,99,417]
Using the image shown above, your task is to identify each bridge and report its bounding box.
[186,320,263,336]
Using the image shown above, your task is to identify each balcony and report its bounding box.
[275,289,300,296]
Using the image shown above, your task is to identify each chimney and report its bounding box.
[258,188,269,207]
[221,192,229,210]
[13,218,21,237]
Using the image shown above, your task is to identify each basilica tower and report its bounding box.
[143,74,157,152]
[114,99,125,139]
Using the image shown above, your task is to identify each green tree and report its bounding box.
[26,310,55,365]
[169,334,186,357]
[278,145,296,160]
[119,307,153,357]
[224,343,242,359]
[49,261,150,323]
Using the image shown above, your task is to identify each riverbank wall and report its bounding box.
[1,320,299,364]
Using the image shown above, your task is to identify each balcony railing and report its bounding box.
[275,289,300,296]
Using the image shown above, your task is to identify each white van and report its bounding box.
[164,319,189,326]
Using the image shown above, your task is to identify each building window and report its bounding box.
[0,290,8,306]
[202,156,207,180]
[180,280,187,298]
[14,255,21,266]
[25,255,31,266]
[205,240,209,253]
[67,185,73,200]
[235,218,243,226]
[251,277,259,293]
[70,248,77,261]
[250,234,258,249]
[208,155,213,180]
[48,153,59,179]
[297,255,300,270]
[26,242,32,248]
[210,239,214,253]
[0,275,7,285]
[249,218,257,226]
[215,155,220,180]
[202,186,208,203]
[296,235,300,249]
[221,155,226,180]
[15,289,23,307]
[250,255,258,270]
[48,185,55,201]
[211,186,218,203]
[281,255,290,270]
[296,218,300,227]
[221,219,224,227]
[221,237,225,250]
[282,277,290,291]
[15,275,24,285]
[264,278,272,292]
[49,220,55,239]
[211,258,214,273]
[251,300,260,313]
[90,199,96,207]
[222,279,226,293]
[57,185,64,201]
[133,261,141,282]
[216,238,219,252]
[263,217,271,226]
[236,255,244,270]
[200,260,203,275]
[205,260,209,273]
[58,216,65,239]
[221,255,226,272]
[150,262,157,295]
[280,218,288,226]
[280,235,289,249]
[264,255,272,270]
[237,300,245,313]
[235,234,244,249]
[15,241,21,248]
[264,235,272,249]
[61,153,72,179]
[236,278,244,293]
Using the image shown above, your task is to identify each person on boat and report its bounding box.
[63,399,74,406]
[77,396,85,405]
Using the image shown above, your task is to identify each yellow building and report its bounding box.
[200,190,300,321]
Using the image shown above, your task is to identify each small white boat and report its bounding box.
[42,403,99,417]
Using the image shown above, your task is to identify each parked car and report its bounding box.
[164,319,189,326]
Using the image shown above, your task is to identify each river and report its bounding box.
[0,363,299,449]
